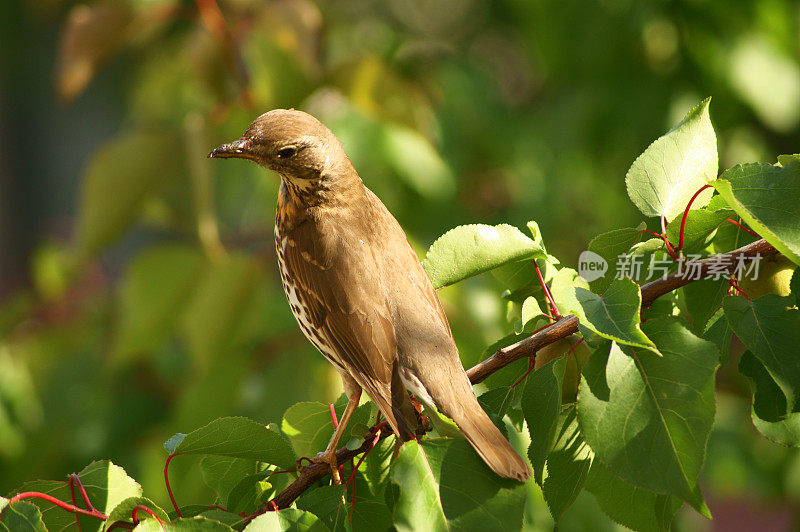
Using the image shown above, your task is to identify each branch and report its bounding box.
[267,237,779,510]
[467,238,778,383]
[254,424,393,515]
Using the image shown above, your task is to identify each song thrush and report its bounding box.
[209,109,530,482]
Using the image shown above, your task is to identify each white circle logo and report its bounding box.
[578,251,608,282]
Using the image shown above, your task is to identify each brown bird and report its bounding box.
[209,109,530,482]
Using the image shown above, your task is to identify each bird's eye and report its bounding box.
[277,147,296,159]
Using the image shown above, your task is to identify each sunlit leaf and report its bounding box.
[391,439,526,530]
[560,278,659,354]
[585,228,644,293]
[423,224,545,289]
[244,508,330,531]
[167,417,296,470]
[103,497,169,531]
[577,318,717,514]
[542,406,593,519]
[0,499,46,532]
[713,162,800,265]
[626,98,717,221]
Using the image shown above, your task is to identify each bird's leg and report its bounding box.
[314,376,361,484]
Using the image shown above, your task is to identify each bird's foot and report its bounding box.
[312,449,341,484]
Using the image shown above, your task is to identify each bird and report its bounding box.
[209,109,530,483]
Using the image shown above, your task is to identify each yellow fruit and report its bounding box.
[738,256,796,298]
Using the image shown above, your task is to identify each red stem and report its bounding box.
[728,276,751,300]
[534,260,561,319]
[164,454,183,518]
[510,356,535,389]
[329,404,339,429]
[678,185,712,251]
[660,214,678,259]
[132,505,164,527]
[68,476,83,532]
[725,218,759,238]
[566,337,585,358]
[7,492,106,521]
[69,474,95,512]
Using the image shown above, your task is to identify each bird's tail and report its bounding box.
[414,362,531,482]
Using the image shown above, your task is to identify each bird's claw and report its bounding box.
[312,449,341,484]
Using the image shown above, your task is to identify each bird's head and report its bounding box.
[208,109,345,182]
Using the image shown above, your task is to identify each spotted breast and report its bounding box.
[274,222,348,376]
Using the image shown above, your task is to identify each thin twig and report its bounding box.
[467,238,778,383]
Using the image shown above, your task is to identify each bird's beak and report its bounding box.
[207,139,255,160]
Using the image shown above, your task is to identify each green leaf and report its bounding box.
[577,318,717,514]
[792,267,800,306]
[78,461,143,528]
[243,508,330,531]
[363,437,395,497]
[585,461,681,532]
[3,481,75,531]
[391,439,526,531]
[549,267,589,316]
[682,278,728,334]
[626,98,718,221]
[391,440,447,532]
[542,406,593,520]
[477,388,515,426]
[628,238,666,256]
[103,497,169,531]
[665,207,731,253]
[724,294,800,411]
[0,500,46,532]
[165,433,187,454]
[226,472,272,514]
[295,485,347,532]
[713,162,800,265]
[11,461,143,531]
[585,228,644,293]
[560,278,659,354]
[114,245,205,363]
[522,357,567,484]
[423,224,545,289]
[75,129,182,257]
[348,475,393,532]
[200,456,258,504]
[169,417,297,470]
[702,309,733,366]
[380,123,456,199]
[519,296,549,333]
[739,351,800,446]
[281,402,336,460]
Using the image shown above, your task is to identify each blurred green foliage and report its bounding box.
[1,0,799,529]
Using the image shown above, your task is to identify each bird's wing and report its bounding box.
[279,219,414,438]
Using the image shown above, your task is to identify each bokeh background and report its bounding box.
[1,0,799,529]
